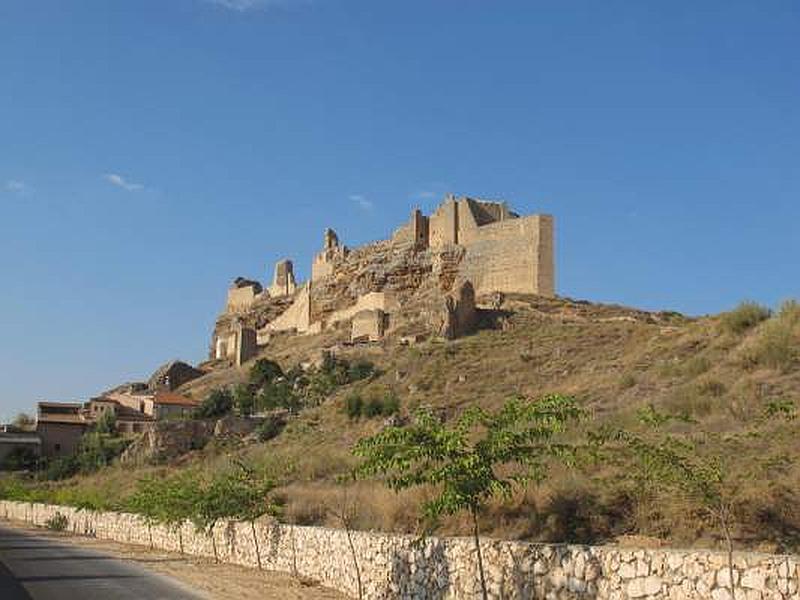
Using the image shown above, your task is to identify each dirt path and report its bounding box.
[0,520,346,600]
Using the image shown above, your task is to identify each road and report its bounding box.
[0,524,207,600]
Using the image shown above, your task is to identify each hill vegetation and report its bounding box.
[2,295,798,553]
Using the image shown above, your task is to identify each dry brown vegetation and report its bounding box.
[24,296,800,552]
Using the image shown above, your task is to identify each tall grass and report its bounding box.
[742,299,800,372]
[720,301,771,335]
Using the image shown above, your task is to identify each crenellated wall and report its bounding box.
[2,500,797,599]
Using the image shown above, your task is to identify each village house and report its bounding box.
[35,389,197,459]
[36,402,87,459]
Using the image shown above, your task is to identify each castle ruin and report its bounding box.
[210,195,554,361]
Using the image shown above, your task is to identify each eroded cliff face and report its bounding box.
[209,237,475,361]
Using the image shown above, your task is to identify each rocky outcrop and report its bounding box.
[120,419,215,465]
[212,415,262,438]
[434,280,478,340]
[147,360,204,391]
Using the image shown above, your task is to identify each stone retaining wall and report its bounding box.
[1,500,797,599]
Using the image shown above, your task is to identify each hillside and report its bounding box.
[19,294,799,554]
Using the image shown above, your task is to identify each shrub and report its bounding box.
[195,388,234,419]
[720,301,771,335]
[95,410,117,434]
[45,512,69,532]
[746,321,797,372]
[257,381,300,414]
[255,417,285,442]
[233,384,256,417]
[348,359,376,382]
[345,394,364,420]
[363,397,384,418]
[250,359,284,388]
[75,433,130,473]
[380,393,400,416]
[618,373,637,390]
[43,456,79,481]
[737,299,799,372]
[0,447,38,471]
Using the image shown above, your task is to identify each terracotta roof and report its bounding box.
[154,391,198,407]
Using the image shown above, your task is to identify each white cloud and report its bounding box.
[349,194,374,211]
[206,0,286,11]
[5,180,29,194]
[104,173,144,192]
[416,190,438,199]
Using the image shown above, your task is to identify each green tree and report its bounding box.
[256,381,301,414]
[11,413,35,431]
[195,388,234,419]
[128,473,204,551]
[127,476,169,549]
[354,394,583,600]
[609,401,796,600]
[191,463,278,567]
[95,410,117,434]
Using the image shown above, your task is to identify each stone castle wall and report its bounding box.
[2,500,797,599]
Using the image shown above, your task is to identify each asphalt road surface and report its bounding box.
[0,524,207,600]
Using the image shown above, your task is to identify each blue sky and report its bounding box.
[1,0,798,419]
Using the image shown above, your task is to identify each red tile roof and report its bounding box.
[153,391,198,407]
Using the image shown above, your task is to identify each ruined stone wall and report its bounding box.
[3,500,797,600]
[429,198,459,248]
[262,284,311,334]
[459,214,554,297]
[227,286,259,312]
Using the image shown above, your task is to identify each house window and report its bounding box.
[54,443,61,452]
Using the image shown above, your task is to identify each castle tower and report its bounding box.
[268,259,297,297]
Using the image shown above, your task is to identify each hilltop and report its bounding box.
[33,293,800,552]
[4,195,798,553]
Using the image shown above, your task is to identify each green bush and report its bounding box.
[257,381,301,414]
[250,359,284,388]
[195,388,234,419]
[43,456,79,481]
[233,384,256,417]
[348,359,376,382]
[720,301,771,335]
[95,410,117,434]
[363,397,384,418]
[255,417,285,442]
[344,394,364,420]
[346,392,400,420]
[381,393,400,416]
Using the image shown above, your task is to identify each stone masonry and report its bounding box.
[211,194,554,357]
[2,500,797,600]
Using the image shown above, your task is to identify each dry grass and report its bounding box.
[24,295,800,552]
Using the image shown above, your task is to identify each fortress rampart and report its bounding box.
[211,194,555,360]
